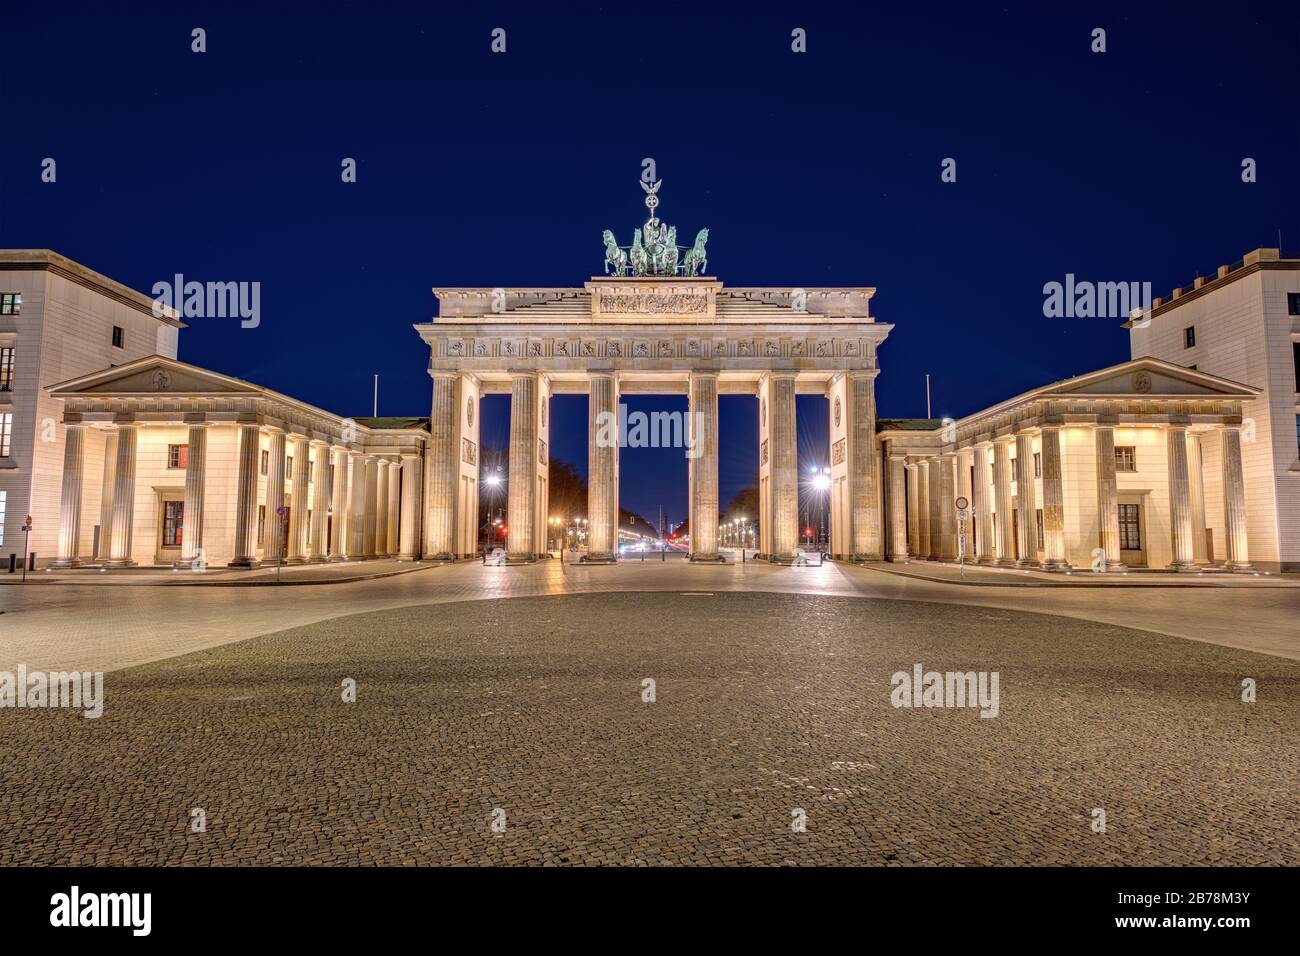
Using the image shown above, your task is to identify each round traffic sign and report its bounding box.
[955,496,969,511]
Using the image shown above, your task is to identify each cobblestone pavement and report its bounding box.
[0,591,1295,866]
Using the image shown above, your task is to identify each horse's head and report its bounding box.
[602,229,616,249]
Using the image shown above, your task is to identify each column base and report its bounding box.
[50,558,85,569]
[226,558,260,569]
[306,555,328,564]
[853,553,883,562]
[689,553,725,563]
[397,553,421,562]
[1103,561,1128,573]
[172,558,205,570]
[1039,560,1072,572]
[102,559,137,569]
[284,557,309,565]
[1015,558,1038,569]
[1168,562,1200,572]
[994,558,1018,567]
[886,555,909,563]
[1223,561,1256,573]
[581,553,617,564]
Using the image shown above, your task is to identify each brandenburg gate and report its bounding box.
[415,182,892,564]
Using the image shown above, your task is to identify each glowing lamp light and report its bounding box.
[812,473,831,491]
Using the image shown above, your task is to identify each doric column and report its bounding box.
[398,453,423,560]
[1220,425,1253,570]
[425,373,458,560]
[346,452,367,559]
[916,459,931,559]
[688,370,721,562]
[887,454,908,561]
[363,456,380,558]
[1038,424,1069,570]
[105,423,138,567]
[956,447,973,561]
[177,424,207,568]
[228,423,261,568]
[386,457,400,557]
[374,459,390,557]
[97,430,118,559]
[768,372,798,560]
[1187,431,1208,564]
[905,462,920,558]
[328,446,350,560]
[1094,425,1125,571]
[1166,425,1196,571]
[54,423,87,567]
[286,435,311,563]
[972,443,994,563]
[1013,432,1037,568]
[506,372,539,562]
[992,437,1015,565]
[308,440,330,561]
[586,371,619,562]
[262,428,287,564]
[937,453,957,560]
[926,456,942,559]
[848,372,881,560]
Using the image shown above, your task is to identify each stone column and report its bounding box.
[926,457,942,559]
[972,443,994,563]
[228,423,261,568]
[1094,425,1125,571]
[937,453,957,560]
[1220,425,1253,570]
[54,423,87,567]
[374,459,390,557]
[992,437,1015,565]
[507,372,539,562]
[1038,425,1069,570]
[386,457,401,557]
[398,453,423,560]
[97,430,118,559]
[263,428,287,564]
[1166,425,1196,571]
[177,424,207,568]
[328,446,350,560]
[688,370,721,562]
[848,372,880,560]
[346,452,367,559]
[905,462,920,558]
[916,459,931,559]
[286,435,311,563]
[105,423,138,567]
[308,441,329,562]
[956,447,973,560]
[887,455,908,561]
[768,372,799,560]
[1187,431,1208,564]
[1013,432,1037,568]
[586,372,618,562]
[425,373,458,560]
[363,456,380,558]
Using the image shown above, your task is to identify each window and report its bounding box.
[286,454,293,477]
[0,347,12,391]
[167,444,188,469]
[990,463,996,485]
[1295,415,1300,456]
[0,413,11,457]
[1033,452,1042,478]
[1118,503,1141,550]
[1035,509,1044,550]
[1012,457,1020,482]
[1115,446,1136,472]
[1293,342,1300,392]
[1183,326,1196,348]
[162,500,184,547]
[0,293,20,315]
[258,505,266,545]
[1288,292,1300,316]
[0,490,6,546]
[260,449,269,475]
[111,325,124,349]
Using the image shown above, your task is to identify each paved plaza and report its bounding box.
[0,566,1297,866]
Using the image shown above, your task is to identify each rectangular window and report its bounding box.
[286,455,293,477]
[260,449,269,475]
[1288,292,1300,316]
[111,325,124,349]
[1293,341,1300,392]
[1115,446,1136,472]
[1119,503,1141,550]
[0,490,6,546]
[1033,452,1042,478]
[990,462,996,485]
[1295,415,1300,456]
[0,293,20,315]
[162,500,184,547]
[1012,457,1020,483]
[0,347,12,391]
[258,505,266,546]
[1035,508,1044,550]
[167,444,188,469]
[1183,326,1196,348]
[0,412,11,457]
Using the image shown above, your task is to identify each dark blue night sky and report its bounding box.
[3,2,1296,524]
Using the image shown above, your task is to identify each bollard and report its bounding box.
[28,553,36,571]
[7,553,15,573]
